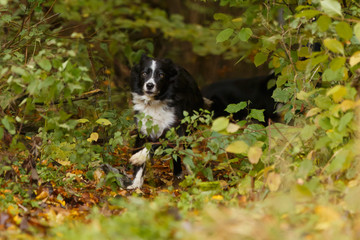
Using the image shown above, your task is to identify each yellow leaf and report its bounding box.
[306,107,322,118]
[315,205,341,230]
[211,195,224,201]
[225,140,249,154]
[36,190,49,200]
[248,146,262,164]
[77,118,89,124]
[340,100,356,112]
[232,17,242,22]
[13,214,22,225]
[296,90,308,100]
[96,118,112,126]
[87,132,99,143]
[267,172,281,192]
[226,123,240,133]
[57,159,71,166]
[327,85,346,103]
[349,51,360,67]
[70,32,84,39]
[212,117,229,132]
[272,56,281,68]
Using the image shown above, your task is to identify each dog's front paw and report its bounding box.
[129,148,150,165]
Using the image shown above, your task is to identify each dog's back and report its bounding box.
[202,74,277,123]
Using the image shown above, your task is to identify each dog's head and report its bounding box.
[130,54,178,98]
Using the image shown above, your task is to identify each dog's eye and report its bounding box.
[141,72,147,77]
[159,73,164,79]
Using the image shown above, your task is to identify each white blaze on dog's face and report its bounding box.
[141,60,161,97]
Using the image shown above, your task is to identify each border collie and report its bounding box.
[126,54,204,189]
[201,74,278,124]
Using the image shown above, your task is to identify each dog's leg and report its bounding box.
[173,158,183,178]
[126,134,150,189]
[129,147,150,165]
[126,164,146,189]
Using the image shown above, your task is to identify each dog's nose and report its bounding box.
[146,82,154,90]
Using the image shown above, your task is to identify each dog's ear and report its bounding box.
[140,53,150,63]
[162,58,173,65]
[130,61,141,92]
[161,58,179,81]
[169,65,180,82]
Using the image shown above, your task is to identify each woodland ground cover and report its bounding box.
[0,0,360,239]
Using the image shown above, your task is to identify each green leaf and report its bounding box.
[216,28,234,43]
[11,66,27,76]
[211,117,229,132]
[96,118,112,126]
[320,0,342,17]
[297,159,313,178]
[329,57,346,70]
[338,112,353,132]
[322,68,344,82]
[225,102,247,114]
[296,10,321,19]
[197,181,221,191]
[272,87,293,103]
[314,95,332,109]
[213,13,232,22]
[319,117,332,130]
[310,54,328,67]
[354,23,360,42]
[183,156,195,169]
[335,22,353,41]
[254,52,268,67]
[1,116,15,135]
[238,28,252,42]
[226,140,249,154]
[323,38,344,55]
[202,167,214,181]
[36,57,52,72]
[248,109,265,122]
[327,149,349,174]
[27,80,39,95]
[298,47,311,58]
[317,15,332,32]
[300,125,317,141]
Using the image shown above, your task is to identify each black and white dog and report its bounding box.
[126,54,204,189]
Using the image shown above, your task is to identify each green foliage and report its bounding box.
[1,0,360,239]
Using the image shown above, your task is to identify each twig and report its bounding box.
[35,89,104,106]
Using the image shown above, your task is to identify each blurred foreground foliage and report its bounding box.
[1,0,360,239]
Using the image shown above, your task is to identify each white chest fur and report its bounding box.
[132,93,176,139]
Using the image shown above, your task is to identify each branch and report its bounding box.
[35,89,104,106]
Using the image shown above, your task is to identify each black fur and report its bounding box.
[201,74,278,124]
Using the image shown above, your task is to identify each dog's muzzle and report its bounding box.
[144,80,157,95]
